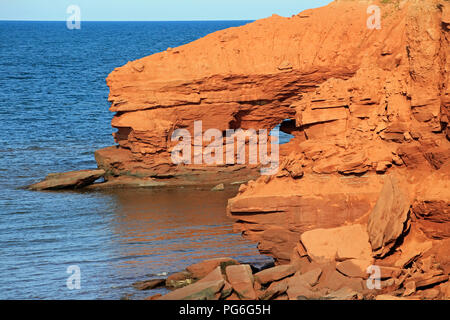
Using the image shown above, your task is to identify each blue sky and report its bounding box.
[0,0,332,21]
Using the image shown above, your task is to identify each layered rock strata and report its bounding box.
[93,0,446,189]
[93,0,449,283]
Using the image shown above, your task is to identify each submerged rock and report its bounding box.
[28,169,105,190]
[132,279,165,291]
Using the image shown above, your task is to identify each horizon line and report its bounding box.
[0,19,257,22]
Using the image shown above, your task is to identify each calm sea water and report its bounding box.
[0,21,273,300]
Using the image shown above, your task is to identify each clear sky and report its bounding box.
[0,0,333,21]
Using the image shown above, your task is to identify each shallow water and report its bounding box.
[0,21,272,300]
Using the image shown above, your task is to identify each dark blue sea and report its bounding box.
[0,21,273,300]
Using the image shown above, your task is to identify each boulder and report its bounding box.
[186,257,238,279]
[197,266,225,283]
[314,263,365,293]
[286,268,323,300]
[419,288,440,300]
[258,280,288,300]
[367,175,411,257]
[286,283,316,300]
[225,264,256,300]
[158,279,224,300]
[220,281,233,300]
[294,268,323,287]
[196,267,233,299]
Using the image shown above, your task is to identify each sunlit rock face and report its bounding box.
[97,0,449,267]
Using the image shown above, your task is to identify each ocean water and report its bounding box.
[0,21,273,300]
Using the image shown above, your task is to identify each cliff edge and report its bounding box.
[95,0,449,299]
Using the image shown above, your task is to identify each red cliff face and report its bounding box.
[97,0,450,295]
[97,0,449,183]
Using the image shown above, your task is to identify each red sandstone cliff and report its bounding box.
[94,0,449,300]
[97,0,449,183]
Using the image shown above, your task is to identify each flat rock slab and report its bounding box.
[336,259,371,279]
[324,287,362,300]
[300,224,373,265]
[158,279,224,300]
[254,264,297,285]
[28,169,105,190]
[376,266,402,280]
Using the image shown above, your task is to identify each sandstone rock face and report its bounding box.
[411,165,450,239]
[96,0,449,188]
[223,0,449,263]
[92,0,450,264]
[227,174,384,263]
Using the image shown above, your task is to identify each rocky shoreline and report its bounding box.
[131,235,449,300]
[28,0,450,300]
